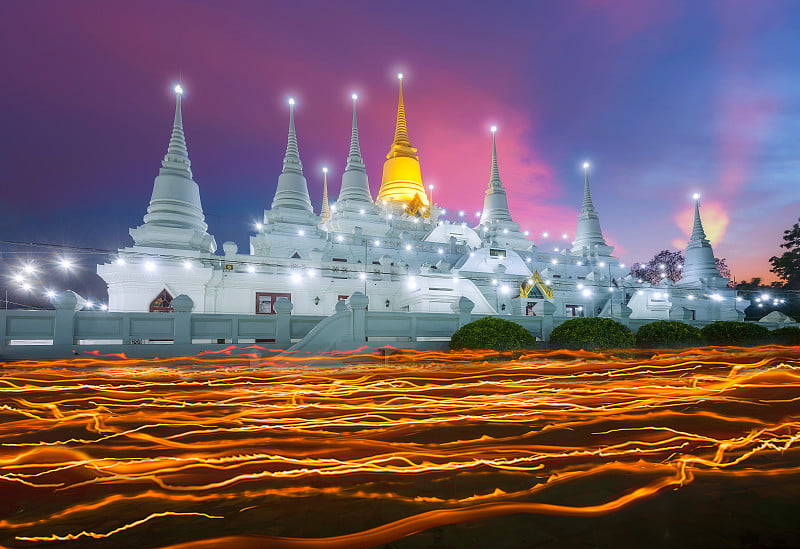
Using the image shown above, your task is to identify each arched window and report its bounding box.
[149,289,174,312]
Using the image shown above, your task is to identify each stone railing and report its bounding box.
[0,291,794,360]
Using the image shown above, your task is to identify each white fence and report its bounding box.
[0,291,793,360]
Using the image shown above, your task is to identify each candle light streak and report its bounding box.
[0,346,799,547]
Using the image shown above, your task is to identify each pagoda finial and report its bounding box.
[690,193,707,241]
[282,98,303,175]
[386,73,418,160]
[581,162,595,212]
[321,167,331,221]
[489,126,501,186]
[160,84,192,178]
[346,93,365,172]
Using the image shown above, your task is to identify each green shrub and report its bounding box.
[635,321,704,348]
[549,317,635,350]
[772,326,800,346]
[700,321,771,346]
[449,316,537,350]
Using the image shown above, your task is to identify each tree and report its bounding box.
[769,218,800,289]
[629,250,683,284]
[629,250,731,285]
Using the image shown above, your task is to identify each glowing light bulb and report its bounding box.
[490,125,497,133]
[183,260,193,269]
[583,162,590,169]
[397,73,403,80]
[298,229,305,236]
[246,265,256,273]
[351,93,358,101]
[255,222,263,231]
[115,257,126,266]
[144,261,156,272]
[322,167,328,173]
[359,272,366,280]
[174,84,184,95]
[692,192,701,200]
[288,97,295,106]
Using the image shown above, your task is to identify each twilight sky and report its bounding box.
[2,0,799,293]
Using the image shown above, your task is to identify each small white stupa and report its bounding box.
[129,85,216,252]
[571,162,613,259]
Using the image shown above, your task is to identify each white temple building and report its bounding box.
[97,76,746,329]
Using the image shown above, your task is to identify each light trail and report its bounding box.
[0,346,798,547]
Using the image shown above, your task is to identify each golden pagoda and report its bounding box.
[376,74,429,208]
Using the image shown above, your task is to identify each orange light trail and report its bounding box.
[0,346,798,547]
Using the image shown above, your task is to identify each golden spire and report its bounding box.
[377,73,428,207]
[386,73,418,160]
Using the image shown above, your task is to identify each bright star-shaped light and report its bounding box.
[583,162,590,169]
[174,84,184,95]
[322,167,328,173]
[692,192,701,200]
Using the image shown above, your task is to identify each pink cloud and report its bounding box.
[671,201,730,250]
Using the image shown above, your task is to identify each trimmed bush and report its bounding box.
[449,316,536,350]
[635,320,704,348]
[700,321,771,346]
[772,326,800,346]
[549,317,635,350]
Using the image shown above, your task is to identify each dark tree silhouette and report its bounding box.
[769,218,800,289]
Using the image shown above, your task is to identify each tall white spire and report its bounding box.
[677,194,724,286]
[581,161,596,212]
[130,84,216,253]
[159,84,192,179]
[337,93,376,208]
[480,126,513,224]
[489,126,501,185]
[571,162,612,256]
[321,167,331,221]
[270,98,314,217]
[346,94,365,172]
[282,98,303,175]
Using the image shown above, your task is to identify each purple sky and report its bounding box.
[2,0,799,290]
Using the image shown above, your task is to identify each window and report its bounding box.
[332,258,347,262]
[255,292,291,314]
[149,290,173,312]
[337,295,349,301]
[489,248,506,258]
[565,304,581,317]
[525,302,536,316]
